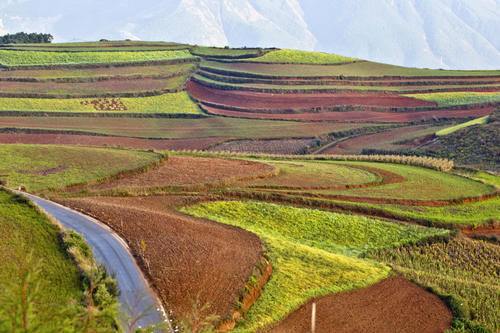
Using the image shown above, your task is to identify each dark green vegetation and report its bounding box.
[182,201,445,331]
[420,109,500,172]
[0,144,162,191]
[367,237,500,332]
[0,32,53,44]
[0,189,119,332]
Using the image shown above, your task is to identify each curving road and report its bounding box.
[21,192,168,331]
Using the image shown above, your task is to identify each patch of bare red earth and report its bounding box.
[56,195,263,321]
[324,125,430,154]
[187,80,437,109]
[462,225,500,238]
[0,133,226,150]
[266,276,452,333]
[204,105,496,123]
[84,155,276,191]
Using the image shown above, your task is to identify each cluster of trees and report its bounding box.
[0,32,53,44]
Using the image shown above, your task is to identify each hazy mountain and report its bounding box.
[1,0,499,69]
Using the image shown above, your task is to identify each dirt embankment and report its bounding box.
[83,155,277,192]
[57,195,264,322]
[266,276,452,333]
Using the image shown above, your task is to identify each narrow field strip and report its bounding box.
[0,49,196,66]
[0,91,201,114]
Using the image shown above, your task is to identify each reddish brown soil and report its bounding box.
[85,155,277,191]
[204,105,495,123]
[462,226,500,238]
[0,133,226,150]
[323,125,429,154]
[56,195,263,321]
[187,81,437,109]
[208,138,315,155]
[266,276,452,333]
[0,76,182,96]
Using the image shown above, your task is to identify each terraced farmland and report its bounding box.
[0,42,498,333]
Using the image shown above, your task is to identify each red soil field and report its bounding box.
[0,133,226,150]
[0,76,184,96]
[204,105,496,123]
[323,125,432,154]
[187,80,437,109]
[0,63,194,79]
[57,195,263,321]
[267,276,452,333]
[462,226,500,238]
[84,155,277,191]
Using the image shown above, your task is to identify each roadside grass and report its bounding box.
[202,60,500,78]
[0,63,195,80]
[367,238,500,332]
[245,160,379,189]
[436,116,489,136]
[0,144,161,191]
[0,189,82,330]
[0,49,195,66]
[406,92,500,107]
[0,91,201,114]
[244,49,358,64]
[309,161,494,201]
[182,200,446,331]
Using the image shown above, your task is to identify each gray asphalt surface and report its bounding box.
[21,193,168,331]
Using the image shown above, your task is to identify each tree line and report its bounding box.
[0,32,53,44]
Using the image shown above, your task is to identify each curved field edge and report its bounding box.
[181,200,447,332]
[0,144,164,191]
[0,188,119,331]
[366,238,500,332]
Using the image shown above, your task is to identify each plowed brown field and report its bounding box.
[85,155,277,191]
[56,195,263,321]
[187,81,436,109]
[267,276,452,333]
[204,105,495,123]
[0,133,226,150]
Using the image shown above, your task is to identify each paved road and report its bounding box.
[21,193,168,330]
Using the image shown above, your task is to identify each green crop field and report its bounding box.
[182,200,446,331]
[368,238,500,331]
[191,46,265,57]
[0,63,195,80]
[0,49,195,66]
[0,91,201,114]
[436,116,489,136]
[0,189,82,331]
[245,160,379,189]
[406,92,500,107]
[0,144,161,191]
[302,161,494,201]
[243,49,358,64]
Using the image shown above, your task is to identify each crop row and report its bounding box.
[0,49,196,66]
[0,91,201,114]
[235,49,358,65]
[406,92,500,107]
